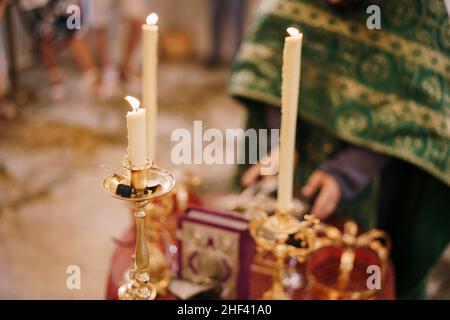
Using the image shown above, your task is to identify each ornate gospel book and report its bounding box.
[178,205,255,299]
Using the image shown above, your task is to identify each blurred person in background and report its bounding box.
[231,0,450,299]
[18,0,98,100]
[89,0,147,98]
[208,0,246,66]
[0,0,16,119]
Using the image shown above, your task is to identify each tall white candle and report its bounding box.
[142,13,159,160]
[277,27,303,211]
[126,96,147,167]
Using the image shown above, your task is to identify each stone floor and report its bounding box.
[0,63,448,299]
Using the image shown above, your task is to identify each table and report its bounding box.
[105,218,395,300]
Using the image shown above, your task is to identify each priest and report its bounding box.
[229,0,450,299]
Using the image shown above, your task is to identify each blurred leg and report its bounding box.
[94,28,109,70]
[230,0,245,55]
[208,0,223,65]
[119,0,145,78]
[67,35,96,73]
[89,0,112,71]
[3,4,18,104]
[119,18,141,78]
[93,27,119,99]
[89,0,118,98]
[39,39,61,84]
[0,38,16,119]
[67,35,100,96]
[0,86,16,119]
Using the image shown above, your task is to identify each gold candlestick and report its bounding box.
[249,208,319,300]
[102,158,175,300]
[250,201,391,300]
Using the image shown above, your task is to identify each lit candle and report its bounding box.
[142,13,159,160]
[126,96,147,167]
[277,27,303,211]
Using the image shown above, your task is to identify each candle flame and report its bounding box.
[125,96,140,112]
[146,13,158,25]
[287,27,300,37]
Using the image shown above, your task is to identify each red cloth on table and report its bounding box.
[105,203,395,300]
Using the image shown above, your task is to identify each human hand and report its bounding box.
[302,170,342,220]
[241,146,280,187]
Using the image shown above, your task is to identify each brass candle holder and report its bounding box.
[102,158,175,300]
[249,208,319,300]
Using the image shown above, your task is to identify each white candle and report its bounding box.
[277,27,303,211]
[126,96,147,167]
[142,13,159,160]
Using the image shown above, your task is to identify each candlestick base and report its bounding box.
[102,159,175,300]
[118,269,157,300]
[120,241,171,297]
[262,287,290,300]
[249,211,317,300]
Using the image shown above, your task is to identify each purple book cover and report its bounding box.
[178,205,255,299]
